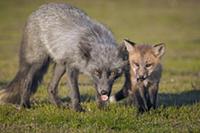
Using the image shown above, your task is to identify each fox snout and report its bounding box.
[136,68,148,81]
[100,90,109,95]
[137,75,147,81]
[98,86,110,96]
[95,83,111,101]
[98,88,110,102]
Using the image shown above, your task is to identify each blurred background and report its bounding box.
[0,0,199,103]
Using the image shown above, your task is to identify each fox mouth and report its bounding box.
[95,85,111,102]
[97,91,110,102]
[100,95,109,101]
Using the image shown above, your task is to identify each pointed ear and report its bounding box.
[152,43,165,58]
[118,39,136,60]
[123,39,136,52]
[117,43,128,60]
[79,42,92,62]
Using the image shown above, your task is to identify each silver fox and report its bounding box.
[0,3,127,111]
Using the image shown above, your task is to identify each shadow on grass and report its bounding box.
[158,89,200,107]
[58,89,200,107]
[63,88,200,107]
[1,79,200,108]
[60,93,96,103]
[81,94,96,102]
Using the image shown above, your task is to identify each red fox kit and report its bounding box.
[110,39,165,113]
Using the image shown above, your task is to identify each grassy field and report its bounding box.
[0,0,200,132]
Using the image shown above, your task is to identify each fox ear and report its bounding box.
[152,43,165,58]
[118,39,136,60]
[123,39,136,52]
[79,42,92,61]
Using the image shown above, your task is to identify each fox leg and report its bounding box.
[132,89,147,113]
[138,86,149,111]
[67,68,83,112]
[110,72,131,103]
[21,62,47,108]
[149,83,159,109]
[48,64,65,107]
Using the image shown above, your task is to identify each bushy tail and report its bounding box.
[0,59,50,105]
[0,65,29,104]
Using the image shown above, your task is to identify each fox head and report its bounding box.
[123,39,165,81]
[79,42,128,102]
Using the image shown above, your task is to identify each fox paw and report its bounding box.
[109,96,116,103]
[72,104,85,112]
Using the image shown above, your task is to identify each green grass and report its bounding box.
[0,0,200,132]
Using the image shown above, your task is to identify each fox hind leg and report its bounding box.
[21,60,49,108]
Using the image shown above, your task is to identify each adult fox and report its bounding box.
[110,39,165,113]
[0,3,127,111]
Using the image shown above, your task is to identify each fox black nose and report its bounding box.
[137,75,146,81]
[101,90,108,95]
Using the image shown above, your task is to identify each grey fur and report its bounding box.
[0,3,126,111]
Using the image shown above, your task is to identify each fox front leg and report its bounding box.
[109,71,131,103]
[67,68,84,112]
[148,82,159,109]
[48,64,66,107]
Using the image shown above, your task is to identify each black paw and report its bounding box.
[21,101,31,109]
[51,98,65,107]
[72,104,85,112]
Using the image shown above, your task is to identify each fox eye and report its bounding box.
[146,63,152,68]
[109,68,122,78]
[133,62,139,67]
[94,70,101,78]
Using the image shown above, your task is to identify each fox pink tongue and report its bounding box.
[101,95,108,101]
